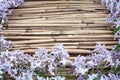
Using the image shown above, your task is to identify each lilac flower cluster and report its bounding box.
[101,0,120,40]
[0,0,24,30]
[0,36,12,51]
[73,44,113,75]
[112,51,120,67]
[87,73,120,80]
[0,44,69,80]
[37,76,65,80]
[74,44,120,80]
[101,0,120,26]
[0,39,119,80]
[0,0,24,19]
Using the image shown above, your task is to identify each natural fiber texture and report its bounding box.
[3,0,117,56]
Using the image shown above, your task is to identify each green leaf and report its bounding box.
[35,70,47,78]
[114,45,120,51]
[110,66,120,74]
[113,26,120,34]
[0,20,1,24]
[35,71,43,77]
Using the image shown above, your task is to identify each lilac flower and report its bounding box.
[0,0,24,22]
[37,76,46,80]
[0,40,118,80]
[101,0,120,39]
[115,18,120,27]
[0,36,12,51]
[30,59,46,69]
[100,75,109,80]
[114,59,120,67]
[87,74,98,80]
[38,76,45,80]
[48,62,55,75]
[113,51,120,61]
[34,48,48,60]
[114,30,120,40]
[50,44,70,60]
[112,51,120,67]
[48,44,72,75]
[0,19,4,30]
[12,0,24,7]
[77,75,83,80]
[86,60,97,68]
[101,0,119,24]
[16,70,34,80]
[37,76,65,80]
[108,73,120,80]
[90,44,114,67]
[59,57,72,66]
[73,55,89,75]
[93,74,120,80]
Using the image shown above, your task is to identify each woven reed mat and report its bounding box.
[3,0,117,58]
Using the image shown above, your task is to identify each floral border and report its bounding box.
[0,0,119,80]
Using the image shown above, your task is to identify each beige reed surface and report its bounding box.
[3,0,117,57]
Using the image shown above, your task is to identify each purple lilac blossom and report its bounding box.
[0,44,68,80]
[0,36,12,51]
[101,0,120,39]
[101,0,120,25]
[73,55,89,75]
[0,0,24,22]
[77,75,83,80]
[112,51,120,67]
[87,73,120,80]
[37,76,66,80]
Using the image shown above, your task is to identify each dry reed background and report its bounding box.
[2,0,118,59]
